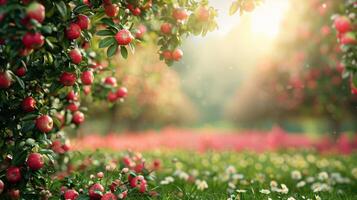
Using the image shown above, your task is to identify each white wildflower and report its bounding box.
[236,189,247,193]
[306,176,315,183]
[315,195,322,200]
[318,172,328,181]
[297,181,306,188]
[287,197,296,200]
[233,173,244,180]
[226,165,236,174]
[311,183,331,192]
[291,170,302,180]
[259,189,270,194]
[279,184,289,194]
[195,180,208,191]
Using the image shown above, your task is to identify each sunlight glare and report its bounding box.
[250,0,290,38]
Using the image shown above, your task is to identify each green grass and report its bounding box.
[57,150,357,200]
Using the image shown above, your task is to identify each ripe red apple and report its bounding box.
[83,85,91,95]
[162,50,172,60]
[21,96,36,112]
[69,49,82,64]
[101,192,117,200]
[130,176,147,193]
[26,2,45,23]
[132,7,141,16]
[27,153,44,170]
[340,32,356,45]
[15,66,26,77]
[35,115,53,133]
[88,183,104,200]
[0,71,12,89]
[195,6,210,21]
[0,0,7,5]
[0,179,4,194]
[104,3,119,17]
[22,32,44,49]
[115,29,133,45]
[6,166,21,183]
[67,103,79,112]
[107,91,118,102]
[104,76,117,86]
[334,16,351,34]
[160,23,172,34]
[72,111,85,125]
[60,72,77,86]
[172,49,183,61]
[8,189,20,200]
[135,24,147,39]
[64,189,79,200]
[116,87,128,98]
[66,23,81,40]
[67,90,79,101]
[76,14,90,30]
[81,70,94,85]
[172,8,188,21]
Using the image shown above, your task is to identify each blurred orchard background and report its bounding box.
[74,0,357,152]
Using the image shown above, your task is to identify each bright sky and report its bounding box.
[211,0,290,39]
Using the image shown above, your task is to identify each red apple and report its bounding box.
[72,111,84,125]
[76,14,90,30]
[27,153,44,170]
[334,16,351,34]
[21,96,36,112]
[69,49,82,64]
[116,87,128,98]
[81,70,94,85]
[0,179,4,194]
[172,8,188,21]
[26,2,45,23]
[160,23,172,34]
[88,183,104,200]
[162,50,172,60]
[0,71,12,89]
[172,49,183,61]
[66,23,81,40]
[0,0,7,5]
[67,90,79,101]
[60,72,77,86]
[115,29,133,45]
[340,32,356,45]
[15,66,26,77]
[35,115,53,133]
[6,166,21,183]
[107,91,118,102]
[22,32,44,49]
[101,192,117,200]
[104,76,117,86]
[8,189,20,200]
[195,6,210,21]
[67,103,79,112]
[104,3,119,17]
[64,189,79,200]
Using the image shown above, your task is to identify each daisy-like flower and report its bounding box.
[236,189,247,193]
[315,195,322,200]
[288,197,296,200]
[195,179,208,191]
[280,184,289,194]
[160,176,175,185]
[297,181,306,188]
[259,189,270,194]
[318,172,328,181]
[291,170,302,180]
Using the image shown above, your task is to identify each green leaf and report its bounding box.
[120,46,128,59]
[107,43,118,57]
[55,1,68,20]
[73,4,90,14]
[101,18,117,30]
[98,37,116,48]
[96,29,115,36]
[229,1,240,16]
[13,74,25,89]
